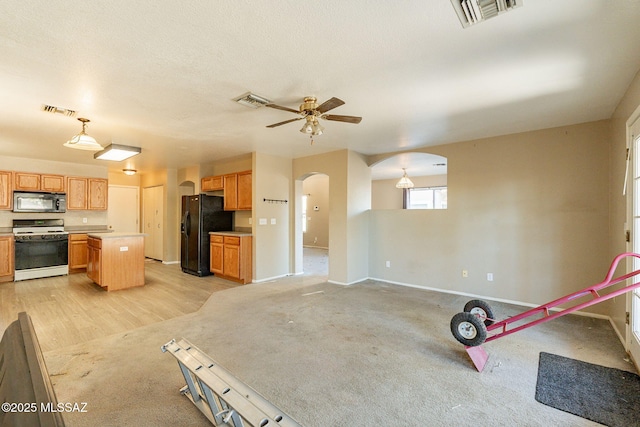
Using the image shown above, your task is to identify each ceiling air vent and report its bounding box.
[41,104,77,117]
[450,0,522,28]
[233,92,272,109]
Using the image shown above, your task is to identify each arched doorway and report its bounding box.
[301,173,329,277]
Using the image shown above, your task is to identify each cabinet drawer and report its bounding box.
[224,236,240,246]
[210,235,224,244]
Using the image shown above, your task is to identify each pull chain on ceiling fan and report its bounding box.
[265,97,362,142]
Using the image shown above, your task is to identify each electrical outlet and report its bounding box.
[487,273,494,281]
[82,217,87,224]
[462,270,468,278]
[386,261,391,268]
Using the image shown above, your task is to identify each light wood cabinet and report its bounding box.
[0,235,14,283]
[67,177,108,210]
[223,174,238,211]
[0,171,12,210]
[221,170,252,211]
[87,233,145,291]
[237,170,252,210]
[68,233,88,273]
[14,172,65,192]
[209,233,252,284]
[201,175,223,192]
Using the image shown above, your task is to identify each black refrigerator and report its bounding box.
[181,194,233,276]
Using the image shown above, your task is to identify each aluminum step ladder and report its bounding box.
[161,338,302,427]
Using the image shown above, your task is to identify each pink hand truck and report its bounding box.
[450,252,640,372]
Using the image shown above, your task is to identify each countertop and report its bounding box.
[209,231,252,237]
[87,232,146,239]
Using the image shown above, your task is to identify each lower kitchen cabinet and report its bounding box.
[0,235,14,282]
[86,233,145,291]
[68,233,88,273]
[209,233,252,284]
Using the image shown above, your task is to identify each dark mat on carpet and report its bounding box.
[535,352,640,427]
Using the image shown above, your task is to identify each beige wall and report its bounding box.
[372,174,447,210]
[368,120,611,312]
[253,152,291,281]
[302,174,329,248]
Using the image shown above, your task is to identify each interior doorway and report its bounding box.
[302,173,329,277]
[107,185,139,232]
[143,185,164,261]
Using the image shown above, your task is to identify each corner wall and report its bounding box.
[368,121,611,311]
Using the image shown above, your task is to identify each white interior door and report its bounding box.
[629,118,640,365]
[107,185,139,232]
[143,185,164,261]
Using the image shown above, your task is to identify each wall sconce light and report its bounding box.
[122,169,137,176]
[94,143,141,161]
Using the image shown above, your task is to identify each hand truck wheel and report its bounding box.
[450,312,487,347]
[463,299,495,326]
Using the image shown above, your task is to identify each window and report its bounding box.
[406,186,447,209]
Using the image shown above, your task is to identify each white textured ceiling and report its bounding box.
[1,1,640,179]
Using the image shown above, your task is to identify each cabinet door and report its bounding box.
[88,178,108,210]
[41,174,65,192]
[202,175,223,192]
[210,241,224,274]
[0,171,12,210]
[69,234,88,270]
[86,239,101,285]
[223,174,238,210]
[14,172,40,191]
[237,171,252,210]
[0,236,14,281]
[67,177,88,210]
[223,242,240,279]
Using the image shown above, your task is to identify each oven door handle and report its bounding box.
[15,239,68,244]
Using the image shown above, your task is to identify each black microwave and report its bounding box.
[13,191,67,213]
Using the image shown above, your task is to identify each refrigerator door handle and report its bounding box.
[182,212,190,235]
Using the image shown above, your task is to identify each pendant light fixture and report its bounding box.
[395,168,415,189]
[63,118,103,151]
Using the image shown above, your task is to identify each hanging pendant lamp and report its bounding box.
[63,118,103,151]
[395,168,415,189]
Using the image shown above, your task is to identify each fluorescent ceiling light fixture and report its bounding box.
[396,168,415,189]
[94,143,141,161]
[122,169,137,175]
[64,118,103,151]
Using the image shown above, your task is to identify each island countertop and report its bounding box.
[87,232,146,239]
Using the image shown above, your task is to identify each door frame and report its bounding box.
[626,104,640,367]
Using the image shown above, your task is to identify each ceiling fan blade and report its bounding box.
[321,114,362,124]
[316,97,345,113]
[265,103,300,114]
[266,117,304,128]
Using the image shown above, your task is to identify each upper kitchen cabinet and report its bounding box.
[14,172,65,192]
[223,170,252,211]
[201,175,223,192]
[67,177,108,210]
[0,171,12,210]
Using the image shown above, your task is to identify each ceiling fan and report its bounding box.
[265,96,362,136]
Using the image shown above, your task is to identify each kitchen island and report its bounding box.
[86,232,145,291]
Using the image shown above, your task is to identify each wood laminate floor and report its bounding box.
[0,260,240,352]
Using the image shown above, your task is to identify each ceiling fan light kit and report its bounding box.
[265,96,362,141]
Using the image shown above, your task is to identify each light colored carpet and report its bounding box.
[44,274,634,426]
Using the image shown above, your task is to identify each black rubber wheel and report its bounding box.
[463,299,495,326]
[450,312,487,346]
